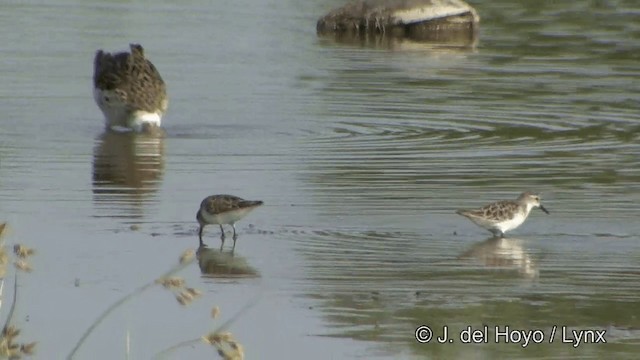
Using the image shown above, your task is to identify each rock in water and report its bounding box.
[317,0,479,43]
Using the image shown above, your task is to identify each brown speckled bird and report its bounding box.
[196,195,264,250]
[456,192,549,237]
[93,43,168,132]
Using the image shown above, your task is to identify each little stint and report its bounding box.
[197,195,263,250]
[456,191,549,237]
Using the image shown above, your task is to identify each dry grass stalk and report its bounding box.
[203,331,243,360]
[154,297,258,360]
[0,223,8,281]
[67,249,197,359]
[157,274,202,307]
[20,342,37,355]
[185,288,201,297]
[0,236,37,359]
[211,306,220,319]
[0,223,8,238]
[13,261,32,273]
[0,251,8,267]
[2,326,20,339]
[12,245,35,259]
[179,249,195,264]
[156,277,185,289]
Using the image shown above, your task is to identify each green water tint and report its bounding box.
[295,230,640,358]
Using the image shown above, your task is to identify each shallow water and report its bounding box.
[0,0,639,359]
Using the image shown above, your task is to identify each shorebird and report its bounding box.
[93,43,168,132]
[196,195,264,250]
[456,192,549,237]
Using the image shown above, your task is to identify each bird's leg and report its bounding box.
[198,225,204,247]
[219,224,226,239]
[231,224,238,252]
[219,224,226,251]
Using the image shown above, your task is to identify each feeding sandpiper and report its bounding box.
[93,43,168,132]
[196,195,264,250]
[456,191,549,237]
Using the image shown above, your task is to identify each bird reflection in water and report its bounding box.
[197,245,259,278]
[92,130,165,218]
[458,236,539,279]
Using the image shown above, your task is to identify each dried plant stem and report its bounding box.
[210,296,259,335]
[1,272,18,334]
[66,257,194,360]
[125,329,131,360]
[153,339,200,359]
[153,295,259,359]
[0,277,4,311]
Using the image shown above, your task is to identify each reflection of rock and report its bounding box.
[197,245,260,278]
[459,237,538,278]
[320,32,478,51]
[317,0,479,44]
[92,131,165,215]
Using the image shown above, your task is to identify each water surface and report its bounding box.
[0,0,639,359]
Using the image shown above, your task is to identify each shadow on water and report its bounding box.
[92,131,164,219]
[196,245,260,278]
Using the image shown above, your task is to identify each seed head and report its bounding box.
[185,287,201,297]
[211,306,220,319]
[20,342,36,355]
[179,249,195,264]
[14,260,32,273]
[13,245,35,259]
[157,277,185,289]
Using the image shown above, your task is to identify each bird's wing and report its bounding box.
[477,200,519,221]
[202,195,245,215]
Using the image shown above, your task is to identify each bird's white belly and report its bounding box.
[495,212,526,233]
[201,208,253,225]
[93,88,162,131]
[131,110,161,128]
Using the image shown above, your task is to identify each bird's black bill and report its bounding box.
[539,205,550,214]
